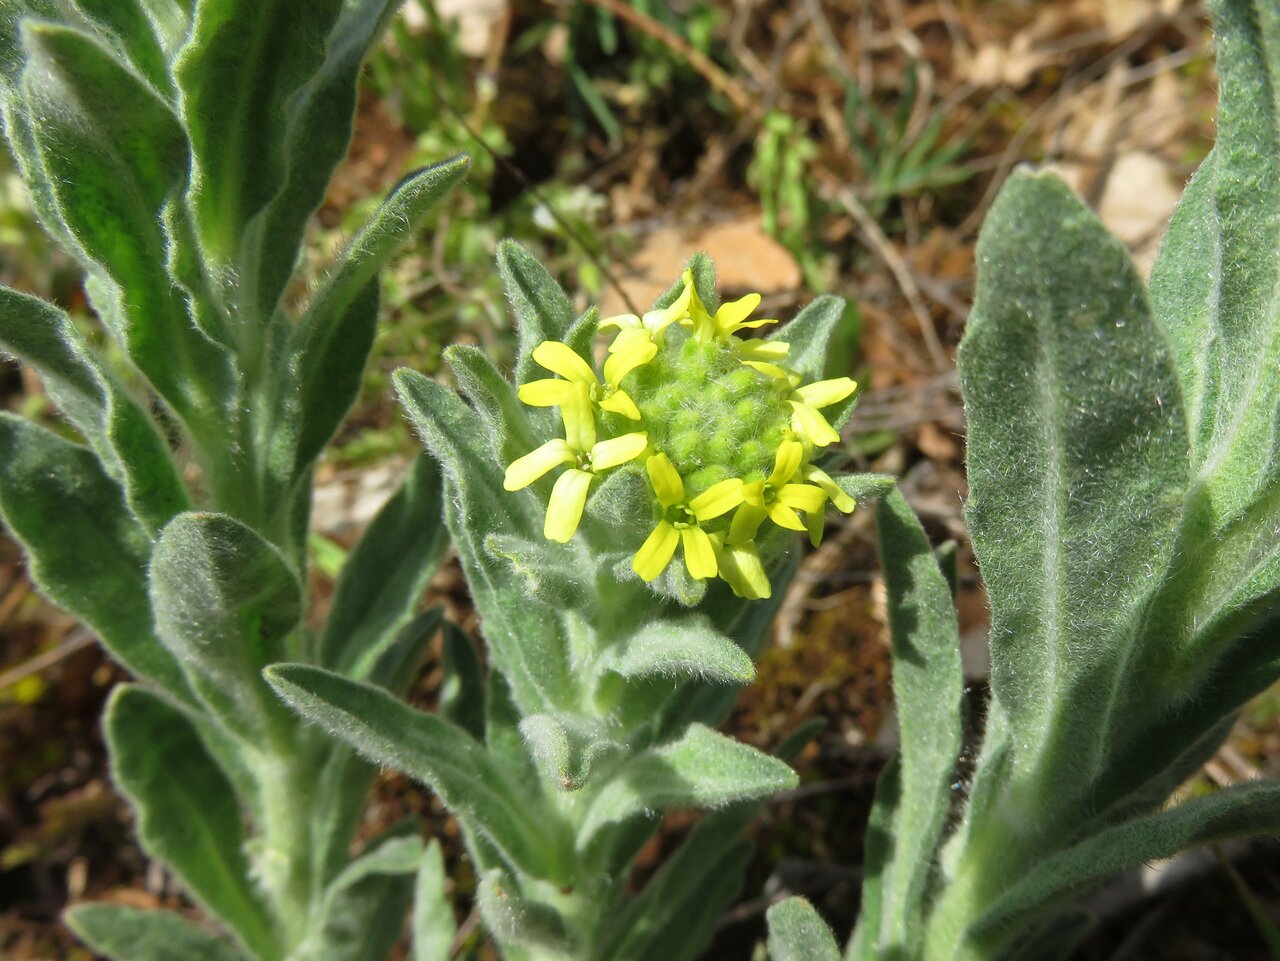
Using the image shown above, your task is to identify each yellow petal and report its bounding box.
[807,508,825,548]
[717,540,771,599]
[645,452,685,508]
[681,526,717,580]
[766,500,806,532]
[778,482,827,514]
[562,385,597,451]
[599,390,642,420]
[713,292,761,337]
[544,469,593,543]
[518,379,578,407]
[767,440,804,487]
[742,360,795,381]
[603,338,657,387]
[633,520,678,581]
[804,465,856,513]
[728,503,767,544]
[648,279,691,331]
[590,431,648,471]
[741,480,767,509]
[599,313,642,332]
[789,400,841,447]
[689,478,745,520]
[532,340,598,385]
[734,339,790,362]
[607,327,652,354]
[503,440,575,491]
[793,376,857,410]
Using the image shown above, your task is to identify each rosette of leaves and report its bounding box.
[266,250,891,961]
[0,3,469,959]
[766,1,1280,959]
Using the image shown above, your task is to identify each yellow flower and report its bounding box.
[747,365,857,448]
[599,276,692,353]
[708,532,772,600]
[680,269,793,371]
[633,453,744,582]
[518,339,653,421]
[798,460,857,547]
[504,390,649,543]
[729,440,829,546]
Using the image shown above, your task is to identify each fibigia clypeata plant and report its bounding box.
[265,247,890,960]
[0,2,470,959]
[765,0,1280,959]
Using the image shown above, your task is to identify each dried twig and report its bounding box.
[0,627,94,692]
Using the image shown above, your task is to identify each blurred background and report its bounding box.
[3,0,1279,957]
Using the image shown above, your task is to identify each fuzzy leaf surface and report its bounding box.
[767,898,842,961]
[413,841,456,961]
[579,723,797,845]
[868,488,964,951]
[65,904,249,961]
[959,170,1187,812]
[599,616,755,685]
[500,239,576,385]
[105,686,277,960]
[319,453,447,678]
[0,414,187,694]
[265,664,561,880]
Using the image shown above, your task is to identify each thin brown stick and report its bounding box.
[568,0,762,119]
[0,627,94,692]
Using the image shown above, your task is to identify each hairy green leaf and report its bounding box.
[413,841,456,961]
[599,616,755,685]
[499,239,576,386]
[265,664,563,880]
[19,20,232,424]
[440,620,486,740]
[319,454,447,678]
[150,512,301,735]
[959,170,1187,815]
[767,294,846,381]
[0,286,187,533]
[969,781,1280,954]
[579,723,797,845]
[477,870,574,955]
[105,686,277,960]
[868,488,964,951]
[65,904,249,961]
[0,414,188,694]
[767,898,841,961]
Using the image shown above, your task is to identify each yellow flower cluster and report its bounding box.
[503,271,857,600]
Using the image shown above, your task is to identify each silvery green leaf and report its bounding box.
[265,664,565,880]
[308,744,377,890]
[413,841,455,961]
[0,414,189,695]
[967,780,1280,956]
[601,803,756,961]
[302,830,421,961]
[578,723,797,846]
[18,20,233,425]
[396,369,572,716]
[485,533,590,608]
[766,294,846,381]
[476,870,574,955]
[0,286,187,534]
[445,342,544,465]
[959,170,1187,818]
[766,898,841,961]
[519,714,620,791]
[440,620,486,740]
[650,251,718,314]
[105,686,277,960]
[318,453,447,679]
[366,607,444,696]
[1139,0,1280,695]
[151,513,301,735]
[598,616,755,685]
[499,239,576,386]
[846,756,900,961]
[65,904,249,961]
[73,0,175,93]
[1001,911,1094,961]
[277,157,470,481]
[866,489,963,951]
